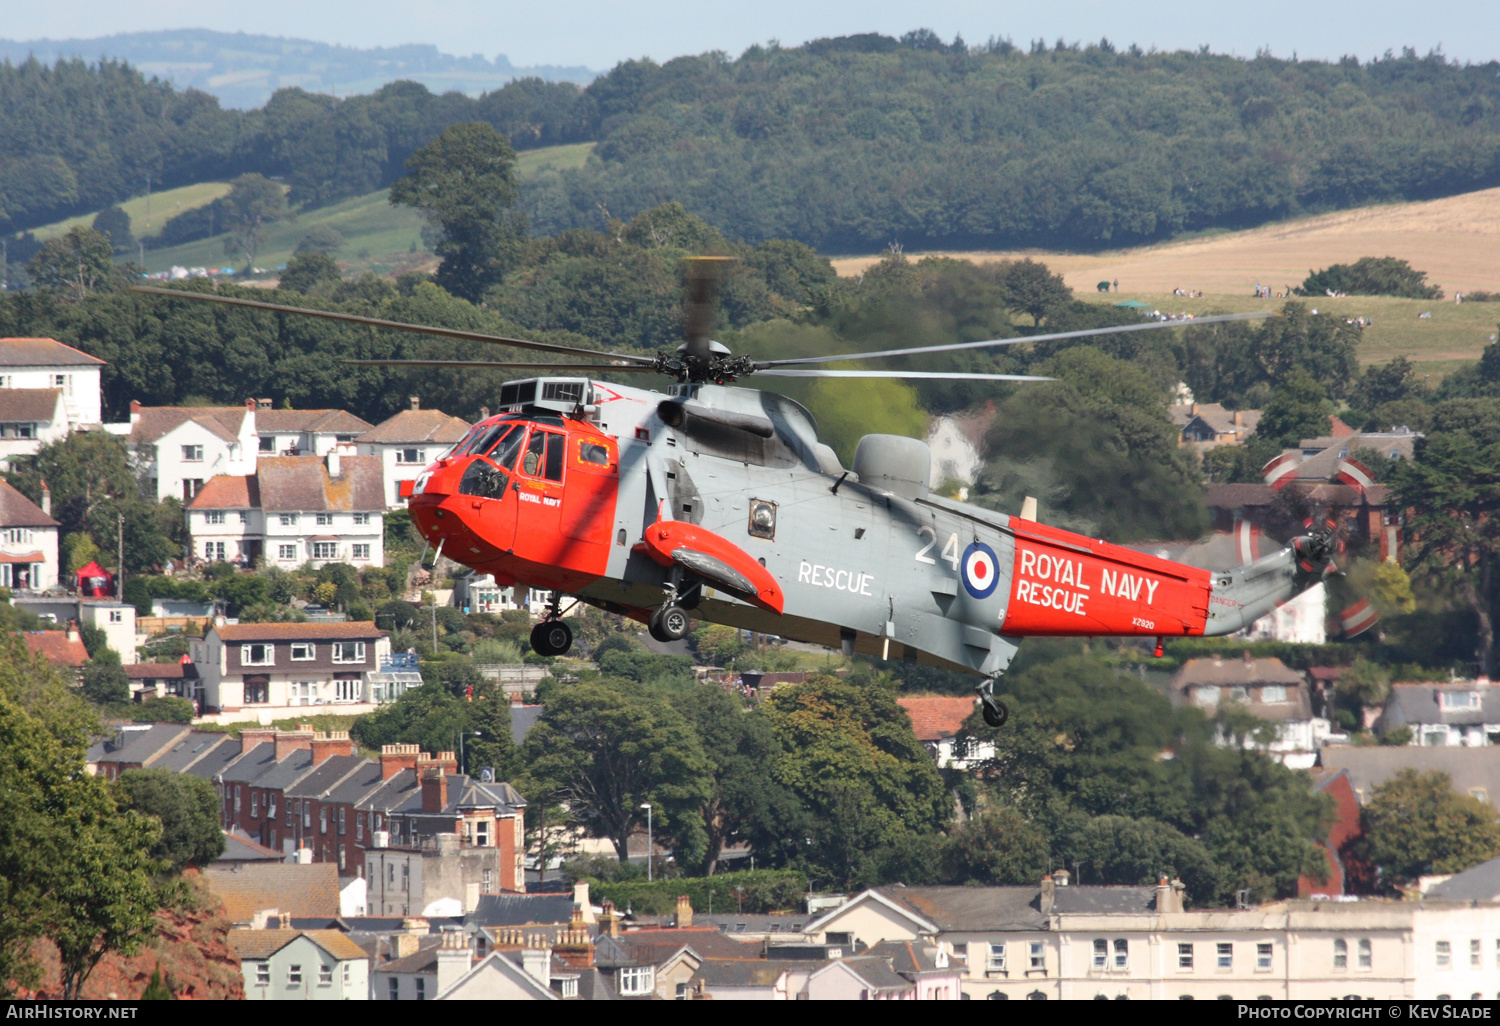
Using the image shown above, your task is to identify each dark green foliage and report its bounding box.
[351,681,475,757]
[1253,370,1333,449]
[81,661,129,706]
[26,227,118,301]
[91,207,134,254]
[219,173,288,269]
[293,225,345,256]
[115,769,225,871]
[140,965,172,1000]
[940,808,1050,885]
[277,252,341,293]
[580,869,806,916]
[79,623,110,661]
[1056,815,1222,899]
[376,599,420,630]
[1298,257,1443,300]
[1358,769,1500,884]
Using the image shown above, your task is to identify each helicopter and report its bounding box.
[133,263,1337,728]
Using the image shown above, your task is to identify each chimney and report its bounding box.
[65,619,81,643]
[675,894,693,929]
[258,398,273,410]
[599,899,621,938]
[1190,402,1199,415]
[129,399,142,422]
[1039,874,1056,915]
[479,407,490,420]
[274,724,316,761]
[380,743,421,781]
[410,396,420,411]
[240,727,277,752]
[310,730,353,765]
[296,846,313,865]
[392,933,421,960]
[418,750,459,775]
[520,945,551,989]
[436,928,472,995]
[1155,875,1171,913]
[1051,868,1070,888]
[245,397,257,410]
[465,882,481,912]
[422,767,448,813]
[1234,410,1243,427]
[572,882,595,924]
[326,448,340,478]
[39,479,51,517]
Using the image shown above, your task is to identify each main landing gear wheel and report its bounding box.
[648,603,691,643]
[530,620,573,657]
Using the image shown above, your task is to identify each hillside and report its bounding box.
[0,29,596,109]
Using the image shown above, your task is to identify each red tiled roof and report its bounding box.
[125,663,193,679]
[213,621,384,641]
[0,337,105,367]
[898,696,979,742]
[256,409,373,434]
[0,388,63,422]
[19,631,89,668]
[207,863,339,923]
[189,475,258,510]
[356,408,470,445]
[0,480,60,529]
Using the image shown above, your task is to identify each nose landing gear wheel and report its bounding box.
[530,620,573,656]
[648,603,691,643]
[980,696,1009,728]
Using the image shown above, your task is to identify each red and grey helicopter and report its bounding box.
[135,266,1335,727]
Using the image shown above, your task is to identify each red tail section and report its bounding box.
[999,519,1212,638]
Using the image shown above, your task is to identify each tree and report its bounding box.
[116,769,225,871]
[293,224,345,255]
[350,682,474,756]
[92,207,135,255]
[1298,257,1443,300]
[999,258,1071,325]
[523,679,711,864]
[690,624,745,667]
[3,430,139,539]
[389,122,524,301]
[1057,814,1222,901]
[277,252,341,293]
[81,660,129,706]
[220,173,289,271]
[1254,370,1332,449]
[26,227,116,301]
[466,683,521,782]
[1360,770,1500,885]
[941,808,1050,885]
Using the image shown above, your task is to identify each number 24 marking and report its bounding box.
[915,527,961,570]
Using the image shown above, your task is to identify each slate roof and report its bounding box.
[612,928,760,963]
[510,704,543,746]
[284,755,366,799]
[1293,429,1419,481]
[1170,402,1261,439]
[90,723,191,768]
[150,732,233,773]
[874,884,1158,931]
[468,893,576,928]
[214,621,384,642]
[866,938,963,974]
[695,959,799,988]
[373,938,443,975]
[323,758,388,807]
[128,406,249,444]
[1050,885,1160,914]
[700,913,809,936]
[255,455,384,512]
[257,409,373,435]
[188,476,258,510]
[0,388,63,422]
[830,955,912,991]
[20,630,90,668]
[206,863,340,922]
[383,774,526,818]
[356,408,470,445]
[1205,481,1392,510]
[249,750,318,792]
[1426,855,1500,902]
[1382,683,1500,728]
[0,480,59,528]
[0,337,105,367]
[897,696,978,742]
[1319,745,1500,805]
[183,734,251,781]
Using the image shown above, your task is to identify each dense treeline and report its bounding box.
[6,35,1500,248]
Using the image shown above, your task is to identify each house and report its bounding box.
[1171,653,1333,768]
[354,397,470,507]
[1318,744,1500,807]
[205,863,342,926]
[693,959,800,1000]
[185,450,386,568]
[1425,855,1500,902]
[594,904,766,1000]
[1379,682,1500,747]
[253,404,372,457]
[802,956,916,999]
[431,948,560,1001]
[188,620,391,715]
[897,695,993,769]
[117,400,259,503]
[19,623,89,678]
[0,337,104,426]
[0,479,60,591]
[80,601,137,662]
[0,388,68,469]
[86,723,195,781]
[1289,427,1420,483]
[1170,402,1261,450]
[125,661,198,703]
[217,830,288,866]
[229,927,370,1000]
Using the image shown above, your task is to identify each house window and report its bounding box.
[388,978,399,1000]
[482,869,494,891]
[312,542,338,560]
[0,423,36,439]
[1179,944,1194,970]
[398,448,424,464]
[1093,939,1107,969]
[618,966,654,995]
[1217,943,1232,969]
[279,514,298,527]
[339,808,346,834]
[1029,941,1044,971]
[1260,685,1287,703]
[1334,939,1348,970]
[268,795,277,820]
[475,820,489,846]
[332,642,366,664]
[316,513,333,526]
[241,643,273,665]
[1437,941,1452,968]
[245,679,268,703]
[1441,692,1481,710]
[988,944,1007,972]
[352,544,371,560]
[415,978,425,1000]
[320,808,328,834]
[318,964,332,985]
[338,845,346,871]
[254,963,269,986]
[259,436,274,452]
[1473,939,1482,967]
[205,541,225,560]
[250,793,259,818]
[278,544,297,560]
[560,978,578,998]
[291,643,315,661]
[303,804,311,829]
[356,816,363,842]
[1114,939,1128,969]
[353,513,371,526]
[234,786,242,813]
[0,528,33,544]
[205,510,225,525]
[285,801,293,827]
[1195,685,1220,708]
[1257,943,1273,971]
[343,963,350,985]
[288,965,302,986]
[54,373,72,394]
[108,610,123,623]
[182,444,203,462]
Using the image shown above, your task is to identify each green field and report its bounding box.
[33,181,233,242]
[1078,291,1500,382]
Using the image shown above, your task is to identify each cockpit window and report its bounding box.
[522,431,546,477]
[489,426,526,469]
[458,459,509,500]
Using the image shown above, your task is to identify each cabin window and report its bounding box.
[580,441,610,465]
[544,432,564,481]
[458,459,509,500]
[522,431,546,476]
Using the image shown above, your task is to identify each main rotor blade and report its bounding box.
[682,256,734,363]
[756,310,1271,368]
[129,285,657,365]
[342,359,663,372]
[756,369,1054,381]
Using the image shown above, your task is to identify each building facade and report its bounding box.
[0,388,69,469]
[0,337,104,427]
[115,400,260,503]
[254,405,373,457]
[189,621,392,715]
[0,479,59,591]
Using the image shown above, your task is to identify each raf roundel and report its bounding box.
[961,541,1001,599]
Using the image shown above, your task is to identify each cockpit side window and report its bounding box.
[522,430,547,477]
[458,422,513,458]
[544,432,564,482]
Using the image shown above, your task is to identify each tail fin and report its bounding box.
[1201,528,1334,637]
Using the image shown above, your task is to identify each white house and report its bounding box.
[79,600,137,662]
[354,398,470,507]
[1380,683,1500,747]
[0,479,60,592]
[0,389,69,469]
[188,621,391,715]
[186,449,386,568]
[230,928,370,1001]
[0,337,104,427]
[254,405,373,458]
[1172,653,1334,769]
[117,400,259,503]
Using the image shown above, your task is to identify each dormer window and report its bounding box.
[1260,685,1287,704]
[1441,692,1481,711]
